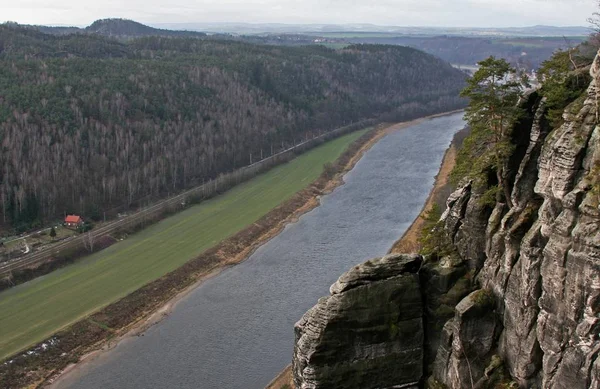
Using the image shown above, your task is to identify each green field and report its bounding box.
[0,130,366,361]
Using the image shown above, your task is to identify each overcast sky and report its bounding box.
[1,0,597,27]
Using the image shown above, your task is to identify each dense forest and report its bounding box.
[0,24,466,231]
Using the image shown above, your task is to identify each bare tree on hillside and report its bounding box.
[83,231,96,253]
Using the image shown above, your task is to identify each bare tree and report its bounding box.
[563,36,581,73]
[586,1,600,53]
[589,1,600,32]
[83,231,96,253]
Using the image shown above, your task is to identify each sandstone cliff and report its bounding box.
[293,53,600,388]
[432,52,600,388]
[293,254,424,389]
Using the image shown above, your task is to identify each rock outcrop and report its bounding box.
[432,290,499,389]
[293,53,600,389]
[293,254,424,389]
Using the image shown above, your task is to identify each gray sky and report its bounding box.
[1,0,597,27]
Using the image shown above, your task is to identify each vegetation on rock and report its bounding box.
[418,204,455,257]
[456,56,526,208]
[537,48,592,127]
[436,28,600,388]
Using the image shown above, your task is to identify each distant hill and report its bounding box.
[85,18,206,38]
[488,25,591,37]
[340,35,585,68]
[4,19,585,69]
[217,32,584,69]
[7,20,590,39]
[12,19,207,39]
[34,25,81,35]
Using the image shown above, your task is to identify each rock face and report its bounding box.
[293,254,424,389]
[432,54,600,388]
[293,53,600,389]
[432,290,499,389]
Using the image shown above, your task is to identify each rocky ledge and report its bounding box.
[293,254,424,389]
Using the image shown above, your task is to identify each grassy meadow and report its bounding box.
[0,130,366,361]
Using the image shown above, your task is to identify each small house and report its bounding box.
[64,215,83,228]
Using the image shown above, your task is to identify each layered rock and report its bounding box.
[432,54,600,387]
[293,254,424,389]
[533,76,600,389]
[441,181,490,272]
[432,290,499,389]
[419,256,472,371]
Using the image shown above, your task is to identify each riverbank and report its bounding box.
[388,125,468,254]
[0,117,377,288]
[3,129,378,365]
[265,118,466,389]
[388,145,456,253]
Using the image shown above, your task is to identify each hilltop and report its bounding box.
[11,18,206,39]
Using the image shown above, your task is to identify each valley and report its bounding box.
[50,113,465,389]
[1,4,596,387]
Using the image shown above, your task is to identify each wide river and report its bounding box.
[58,112,465,389]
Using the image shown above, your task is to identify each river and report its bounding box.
[57,112,465,389]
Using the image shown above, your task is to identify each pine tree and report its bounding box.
[460,56,525,208]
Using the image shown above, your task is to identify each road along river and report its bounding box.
[56,112,465,389]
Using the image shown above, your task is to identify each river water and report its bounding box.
[58,112,465,389]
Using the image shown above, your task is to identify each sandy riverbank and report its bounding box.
[388,143,457,254]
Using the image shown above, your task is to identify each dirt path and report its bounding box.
[265,365,294,389]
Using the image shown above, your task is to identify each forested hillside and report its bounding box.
[344,35,583,68]
[0,24,466,231]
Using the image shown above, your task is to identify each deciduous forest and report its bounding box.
[0,24,466,231]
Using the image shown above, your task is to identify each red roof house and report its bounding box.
[64,215,83,227]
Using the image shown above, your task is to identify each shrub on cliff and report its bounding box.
[537,49,592,128]
[418,204,455,257]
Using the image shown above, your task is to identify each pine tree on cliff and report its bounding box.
[460,56,525,209]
